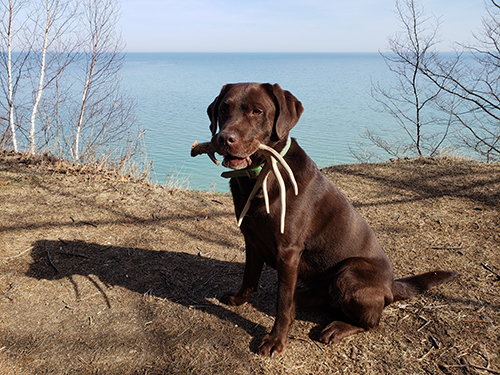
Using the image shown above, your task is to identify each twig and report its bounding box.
[0,284,14,300]
[0,248,30,260]
[441,363,500,374]
[198,255,238,289]
[481,263,500,279]
[47,251,59,273]
[417,347,434,361]
[417,318,432,332]
[432,245,469,250]
[290,336,325,351]
[59,251,89,259]
[81,221,98,228]
[63,301,75,310]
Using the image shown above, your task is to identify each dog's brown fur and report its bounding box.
[206,82,459,357]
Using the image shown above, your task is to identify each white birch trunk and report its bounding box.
[74,44,96,162]
[7,0,18,152]
[30,0,51,156]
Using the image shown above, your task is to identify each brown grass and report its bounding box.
[0,151,499,374]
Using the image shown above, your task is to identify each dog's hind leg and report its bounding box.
[319,257,393,344]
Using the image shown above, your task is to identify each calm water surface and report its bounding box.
[121,53,397,191]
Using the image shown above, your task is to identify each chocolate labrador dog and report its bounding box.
[203,82,458,357]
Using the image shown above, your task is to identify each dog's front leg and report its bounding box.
[221,242,264,306]
[258,248,300,357]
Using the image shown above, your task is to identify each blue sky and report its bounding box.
[119,0,485,52]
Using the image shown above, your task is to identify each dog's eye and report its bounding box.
[252,109,263,115]
[220,107,228,115]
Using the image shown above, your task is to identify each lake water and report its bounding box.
[121,53,397,192]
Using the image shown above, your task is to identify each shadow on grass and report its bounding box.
[25,240,334,354]
[25,239,475,355]
[323,158,500,208]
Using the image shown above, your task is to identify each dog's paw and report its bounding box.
[319,321,365,344]
[220,293,247,306]
[318,322,343,344]
[258,335,286,357]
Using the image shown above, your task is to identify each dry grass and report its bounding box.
[0,151,499,374]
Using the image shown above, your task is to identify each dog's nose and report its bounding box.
[218,131,239,148]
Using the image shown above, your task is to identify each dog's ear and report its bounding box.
[268,83,304,140]
[207,84,235,136]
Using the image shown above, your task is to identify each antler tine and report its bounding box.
[237,161,273,227]
[257,144,298,195]
[269,156,287,234]
[262,171,270,214]
[192,139,299,233]
[191,141,220,165]
[238,145,298,234]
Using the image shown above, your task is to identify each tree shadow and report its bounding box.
[25,240,332,353]
[25,239,474,355]
[324,158,500,208]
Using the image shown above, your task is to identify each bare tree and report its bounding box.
[419,0,500,161]
[368,0,452,158]
[73,0,125,163]
[0,0,147,178]
[28,0,78,156]
[0,0,33,152]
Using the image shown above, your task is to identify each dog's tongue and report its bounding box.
[244,156,252,166]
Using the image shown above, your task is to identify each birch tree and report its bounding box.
[0,0,32,152]
[0,0,146,177]
[73,0,125,163]
[28,0,79,155]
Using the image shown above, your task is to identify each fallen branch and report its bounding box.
[47,251,59,273]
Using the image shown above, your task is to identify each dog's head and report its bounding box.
[207,83,304,170]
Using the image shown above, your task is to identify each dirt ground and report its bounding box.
[0,151,499,374]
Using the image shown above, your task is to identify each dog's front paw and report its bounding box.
[258,334,286,357]
[220,292,248,306]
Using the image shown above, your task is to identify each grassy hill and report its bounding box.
[1,151,499,374]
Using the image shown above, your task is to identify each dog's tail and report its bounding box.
[392,270,460,302]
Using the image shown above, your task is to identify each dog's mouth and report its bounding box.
[222,154,255,170]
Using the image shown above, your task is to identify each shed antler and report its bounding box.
[190,140,299,233]
[236,144,298,233]
[191,141,219,165]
